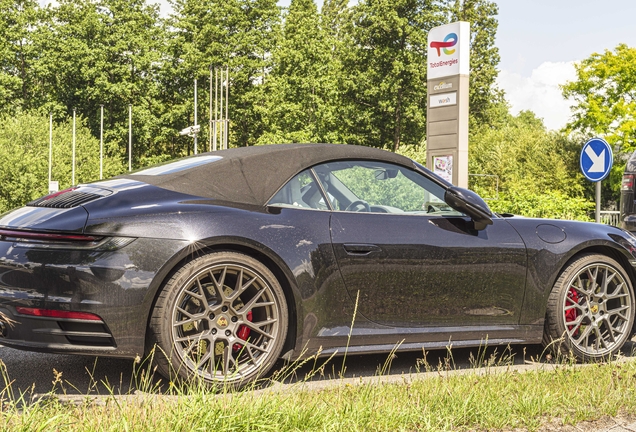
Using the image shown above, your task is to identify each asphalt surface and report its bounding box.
[0,342,552,396]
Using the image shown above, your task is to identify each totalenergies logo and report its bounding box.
[430,33,458,56]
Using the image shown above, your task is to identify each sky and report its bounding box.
[116,0,636,130]
[495,0,636,130]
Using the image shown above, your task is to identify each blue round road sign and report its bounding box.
[580,138,613,182]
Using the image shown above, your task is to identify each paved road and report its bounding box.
[0,342,553,396]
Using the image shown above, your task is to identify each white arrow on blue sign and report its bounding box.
[580,138,613,182]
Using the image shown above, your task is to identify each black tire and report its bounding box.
[543,253,635,360]
[148,251,288,388]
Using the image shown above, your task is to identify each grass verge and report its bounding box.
[2,352,636,431]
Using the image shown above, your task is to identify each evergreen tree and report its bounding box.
[340,0,445,151]
[448,0,504,125]
[0,0,39,113]
[33,0,165,166]
[164,0,280,150]
[258,0,337,144]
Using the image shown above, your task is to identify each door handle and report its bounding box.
[343,243,381,255]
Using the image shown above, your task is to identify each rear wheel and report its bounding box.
[149,252,288,388]
[544,253,635,360]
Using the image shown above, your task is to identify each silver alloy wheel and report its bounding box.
[170,263,280,382]
[562,262,632,356]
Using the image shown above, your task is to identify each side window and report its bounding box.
[312,161,463,215]
[268,170,329,210]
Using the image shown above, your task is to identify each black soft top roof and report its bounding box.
[122,143,416,206]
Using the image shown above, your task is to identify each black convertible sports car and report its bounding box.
[0,143,635,386]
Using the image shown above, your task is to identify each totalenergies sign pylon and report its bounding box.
[427,22,470,80]
[426,21,470,189]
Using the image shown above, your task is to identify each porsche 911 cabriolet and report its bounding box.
[0,143,634,387]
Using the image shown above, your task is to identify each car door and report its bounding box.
[312,160,528,328]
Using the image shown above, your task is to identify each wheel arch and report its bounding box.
[546,244,636,334]
[542,246,636,358]
[560,245,636,287]
[143,237,301,359]
[574,245,636,336]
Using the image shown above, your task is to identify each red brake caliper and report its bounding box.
[565,287,580,336]
[233,311,252,352]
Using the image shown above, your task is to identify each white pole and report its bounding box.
[194,78,198,155]
[219,68,224,152]
[128,104,132,172]
[209,67,213,152]
[214,67,218,151]
[226,66,229,149]
[72,108,76,186]
[48,113,52,184]
[99,105,104,180]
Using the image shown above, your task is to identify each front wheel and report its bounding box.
[149,252,288,388]
[544,253,635,360]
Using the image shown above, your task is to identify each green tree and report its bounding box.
[0,0,39,113]
[164,0,280,150]
[257,0,337,144]
[562,44,636,201]
[339,0,444,151]
[33,0,165,166]
[448,0,503,125]
[469,111,591,220]
[0,112,124,213]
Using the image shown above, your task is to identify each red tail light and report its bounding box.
[0,229,100,242]
[15,307,103,321]
[622,174,635,191]
[0,229,134,251]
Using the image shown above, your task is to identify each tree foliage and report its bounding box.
[0,112,123,213]
[469,111,592,220]
[257,0,336,144]
[2,0,587,218]
[562,44,636,201]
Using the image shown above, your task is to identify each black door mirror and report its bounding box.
[444,186,493,230]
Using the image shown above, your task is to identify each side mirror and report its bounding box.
[444,186,493,230]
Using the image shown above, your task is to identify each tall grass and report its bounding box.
[2,346,636,431]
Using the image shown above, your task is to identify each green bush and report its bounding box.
[0,112,125,214]
[486,190,593,221]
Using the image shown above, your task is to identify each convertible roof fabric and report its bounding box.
[121,143,416,206]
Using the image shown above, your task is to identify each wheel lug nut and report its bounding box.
[212,328,217,335]
[209,313,215,319]
[222,306,228,312]
[225,330,231,336]
[231,316,238,323]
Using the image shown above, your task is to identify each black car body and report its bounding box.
[1,143,635,386]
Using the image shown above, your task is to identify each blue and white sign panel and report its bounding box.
[580,138,613,182]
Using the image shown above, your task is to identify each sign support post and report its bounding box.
[580,137,613,223]
[426,21,470,187]
[596,181,601,223]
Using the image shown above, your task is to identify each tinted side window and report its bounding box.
[313,161,462,215]
[268,170,329,210]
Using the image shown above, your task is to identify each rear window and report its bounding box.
[131,155,223,176]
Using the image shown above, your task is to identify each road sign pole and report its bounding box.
[596,181,601,223]
[580,138,612,223]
